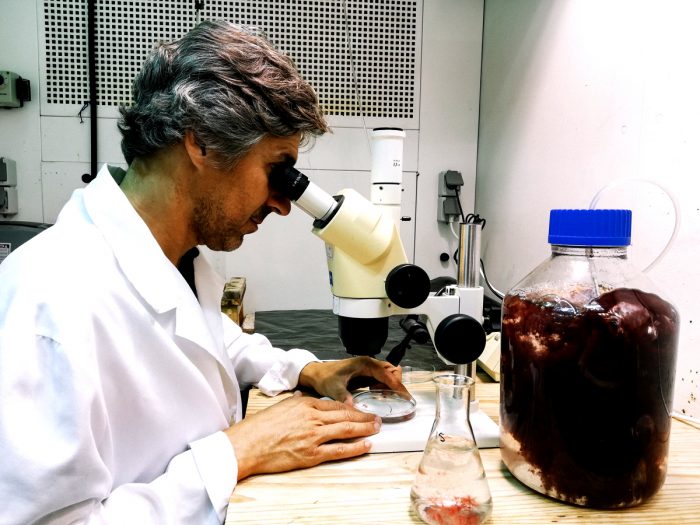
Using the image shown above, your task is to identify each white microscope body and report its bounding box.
[272,128,487,369]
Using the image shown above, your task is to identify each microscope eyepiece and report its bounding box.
[269,165,309,201]
[271,166,339,223]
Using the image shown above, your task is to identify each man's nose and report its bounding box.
[267,191,292,216]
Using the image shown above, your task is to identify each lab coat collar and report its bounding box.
[82,165,183,314]
[81,166,232,376]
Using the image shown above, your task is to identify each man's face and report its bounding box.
[191,134,300,252]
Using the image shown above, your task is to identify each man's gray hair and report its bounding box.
[118,20,328,168]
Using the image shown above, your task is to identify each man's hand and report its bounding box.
[225,392,381,480]
[298,356,409,405]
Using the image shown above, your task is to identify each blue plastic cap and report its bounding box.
[548,209,632,246]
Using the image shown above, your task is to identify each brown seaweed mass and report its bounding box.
[500,288,679,507]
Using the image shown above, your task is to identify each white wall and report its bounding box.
[477,0,700,419]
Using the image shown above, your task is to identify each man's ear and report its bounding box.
[183,131,207,170]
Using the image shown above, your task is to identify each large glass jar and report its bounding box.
[500,209,679,508]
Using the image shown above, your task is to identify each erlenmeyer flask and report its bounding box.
[411,373,493,525]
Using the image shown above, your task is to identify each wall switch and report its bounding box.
[0,158,17,186]
[438,169,463,195]
[0,187,18,215]
[438,196,461,223]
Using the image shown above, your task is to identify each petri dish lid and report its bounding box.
[352,389,416,422]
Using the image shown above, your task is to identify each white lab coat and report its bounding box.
[0,165,317,524]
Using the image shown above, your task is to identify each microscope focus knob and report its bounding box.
[385,263,431,309]
[434,313,486,365]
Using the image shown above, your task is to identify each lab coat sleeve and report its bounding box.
[5,434,236,525]
[96,431,237,524]
[221,313,318,396]
[0,332,235,525]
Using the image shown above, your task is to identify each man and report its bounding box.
[0,20,406,524]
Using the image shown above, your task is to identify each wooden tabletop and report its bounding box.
[226,376,700,524]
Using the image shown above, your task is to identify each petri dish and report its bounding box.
[352,389,417,422]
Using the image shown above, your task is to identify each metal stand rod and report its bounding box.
[456,222,481,400]
[458,222,481,288]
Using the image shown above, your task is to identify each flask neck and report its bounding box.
[432,374,474,437]
[551,245,628,259]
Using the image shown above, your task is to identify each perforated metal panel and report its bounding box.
[40,0,421,125]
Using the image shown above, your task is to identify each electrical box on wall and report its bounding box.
[0,71,31,108]
[437,170,464,223]
[0,188,18,215]
[0,158,18,215]
[0,158,17,186]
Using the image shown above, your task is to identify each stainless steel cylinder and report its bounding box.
[457,223,481,288]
